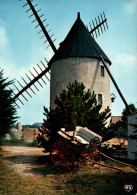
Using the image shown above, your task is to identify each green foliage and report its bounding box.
[0,70,18,139]
[101,123,118,141]
[42,81,111,137]
[122,104,137,122]
[107,104,137,139]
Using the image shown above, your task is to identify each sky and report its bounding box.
[0,0,137,125]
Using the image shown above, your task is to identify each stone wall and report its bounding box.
[22,126,39,142]
[3,122,39,143]
[3,122,23,141]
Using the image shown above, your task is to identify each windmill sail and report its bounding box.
[88,12,108,38]
[20,0,57,53]
[12,59,50,106]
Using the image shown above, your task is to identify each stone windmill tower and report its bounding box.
[49,13,111,111]
[13,0,132,115]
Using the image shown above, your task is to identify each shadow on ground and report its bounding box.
[4,153,65,176]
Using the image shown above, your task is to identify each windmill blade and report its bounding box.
[17,80,32,98]
[103,12,108,29]
[9,87,22,108]
[38,63,50,81]
[89,12,108,37]
[89,22,94,38]
[14,84,28,102]
[98,15,103,33]
[13,61,51,103]
[95,18,100,36]
[20,0,57,53]
[29,70,43,88]
[92,20,98,38]
[26,73,39,91]
[33,66,47,85]
[21,77,36,94]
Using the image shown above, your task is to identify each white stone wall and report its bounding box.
[3,122,23,141]
[128,113,137,160]
[50,57,111,113]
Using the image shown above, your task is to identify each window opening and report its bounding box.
[98,94,103,104]
[101,65,105,77]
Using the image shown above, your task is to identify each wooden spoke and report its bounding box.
[50,141,74,172]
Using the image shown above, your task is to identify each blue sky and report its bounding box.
[0,0,137,125]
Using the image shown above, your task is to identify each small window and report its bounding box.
[98,94,103,104]
[101,65,105,77]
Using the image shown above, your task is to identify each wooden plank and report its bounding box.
[71,140,78,145]
[58,131,72,140]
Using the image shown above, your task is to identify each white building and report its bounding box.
[128,112,137,160]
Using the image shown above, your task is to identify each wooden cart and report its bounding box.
[50,126,102,172]
[49,126,137,173]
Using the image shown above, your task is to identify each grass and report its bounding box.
[0,147,137,195]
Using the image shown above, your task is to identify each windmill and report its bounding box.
[12,0,132,115]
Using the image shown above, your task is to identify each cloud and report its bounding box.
[123,0,137,14]
[0,24,27,81]
[110,53,137,116]
[0,23,13,79]
[0,22,38,80]
[0,25,9,54]
[39,46,54,61]
[114,53,137,67]
[110,53,137,87]
[0,23,17,80]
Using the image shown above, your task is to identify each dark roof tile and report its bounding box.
[49,13,111,65]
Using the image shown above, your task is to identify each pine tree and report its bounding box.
[0,70,18,140]
[108,104,137,139]
[122,104,137,123]
[41,81,111,138]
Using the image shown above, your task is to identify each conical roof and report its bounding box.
[49,13,111,65]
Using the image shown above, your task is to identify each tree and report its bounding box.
[41,81,111,139]
[0,70,18,140]
[121,104,137,135]
[122,104,137,123]
[108,104,137,139]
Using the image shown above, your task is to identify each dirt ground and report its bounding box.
[2,145,51,178]
[1,145,137,194]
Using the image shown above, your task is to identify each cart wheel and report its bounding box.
[79,150,99,165]
[50,141,74,172]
